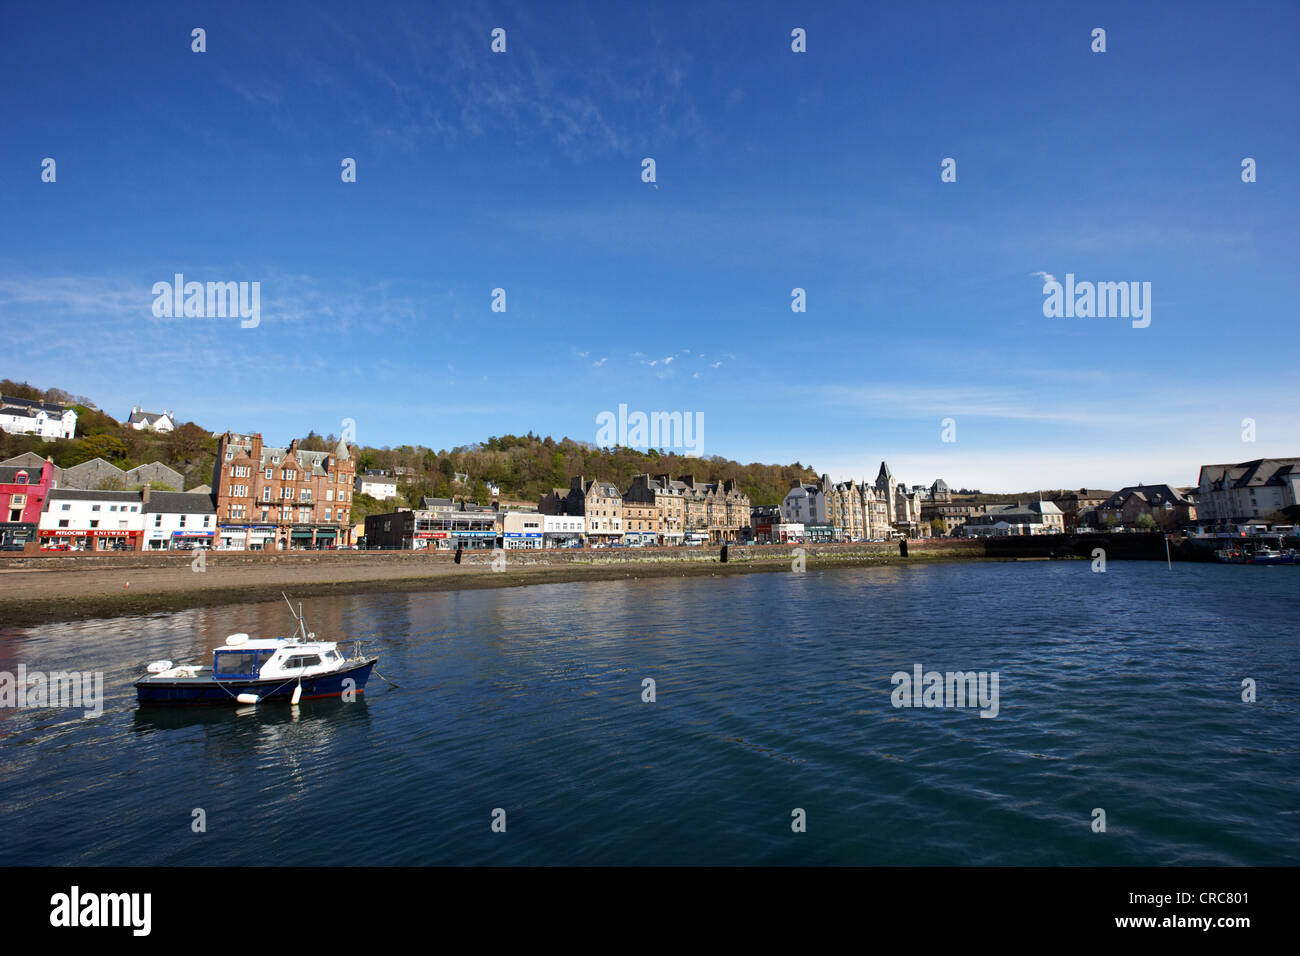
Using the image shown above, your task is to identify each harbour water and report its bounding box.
[0,560,1295,865]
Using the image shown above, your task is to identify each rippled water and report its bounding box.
[0,561,1296,865]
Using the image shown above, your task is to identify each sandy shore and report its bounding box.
[0,544,989,627]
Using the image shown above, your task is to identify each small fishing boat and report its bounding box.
[1214,548,1250,564]
[135,598,377,706]
[1249,547,1297,565]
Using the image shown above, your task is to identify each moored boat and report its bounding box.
[135,599,377,705]
[1249,547,1297,565]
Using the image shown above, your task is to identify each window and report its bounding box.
[92,505,101,512]
[154,515,162,527]
[265,468,273,479]
[15,472,27,485]
[61,503,70,511]
[58,519,68,528]
[179,515,187,528]
[282,654,322,670]
[89,520,99,528]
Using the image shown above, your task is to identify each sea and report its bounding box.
[0,560,1295,865]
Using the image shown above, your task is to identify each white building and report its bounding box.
[502,510,543,549]
[143,491,216,550]
[543,513,584,548]
[355,470,398,500]
[40,489,144,550]
[781,482,827,526]
[0,396,77,440]
[126,406,176,432]
[1197,457,1300,530]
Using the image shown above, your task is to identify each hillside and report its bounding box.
[0,381,817,510]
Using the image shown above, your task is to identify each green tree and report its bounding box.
[1134,513,1158,531]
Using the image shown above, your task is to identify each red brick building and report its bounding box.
[212,432,355,550]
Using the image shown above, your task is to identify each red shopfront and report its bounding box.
[41,528,143,552]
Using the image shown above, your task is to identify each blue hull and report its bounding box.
[135,658,377,705]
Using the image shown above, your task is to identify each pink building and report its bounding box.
[0,455,58,548]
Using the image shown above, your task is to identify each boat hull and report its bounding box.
[135,657,377,705]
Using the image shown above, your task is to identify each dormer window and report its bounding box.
[15,471,27,485]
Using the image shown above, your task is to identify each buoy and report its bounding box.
[124,582,129,589]
[235,693,260,705]
[291,684,302,705]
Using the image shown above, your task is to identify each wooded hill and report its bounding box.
[0,381,818,508]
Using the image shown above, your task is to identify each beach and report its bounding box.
[0,541,986,627]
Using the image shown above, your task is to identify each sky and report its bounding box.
[1,0,1297,492]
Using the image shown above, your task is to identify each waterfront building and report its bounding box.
[542,513,584,548]
[366,501,496,550]
[1196,457,1300,531]
[825,477,865,541]
[781,480,826,527]
[929,478,952,503]
[212,431,355,550]
[39,489,145,551]
[668,474,710,536]
[895,483,926,537]
[752,505,804,543]
[565,476,623,545]
[0,395,77,440]
[962,500,1065,536]
[621,497,662,546]
[0,456,57,548]
[920,502,986,537]
[859,481,893,539]
[502,510,544,549]
[704,477,749,543]
[624,474,684,545]
[1097,484,1195,531]
[1050,489,1111,532]
[126,406,175,432]
[143,490,217,550]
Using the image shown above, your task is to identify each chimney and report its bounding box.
[142,486,151,505]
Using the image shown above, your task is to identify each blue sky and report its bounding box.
[2,0,1297,491]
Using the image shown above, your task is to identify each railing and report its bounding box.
[336,639,367,661]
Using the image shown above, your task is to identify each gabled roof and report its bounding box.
[127,409,171,425]
[1,452,50,468]
[144,492,215,514]
[1,395,72,415]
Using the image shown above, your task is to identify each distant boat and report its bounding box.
[135,597,377,705]
[1248,548,1297,565]
[1214,548,1250,564]
[1214,546,1297,565]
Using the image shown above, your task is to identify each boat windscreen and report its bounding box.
[214,649,273,677]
